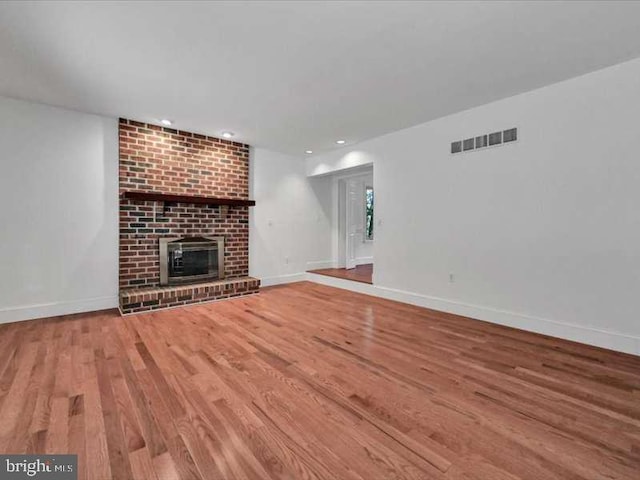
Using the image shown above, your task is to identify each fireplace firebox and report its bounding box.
[159,236,224,286]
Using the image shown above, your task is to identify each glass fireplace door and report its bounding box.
[159,236,225,286]
[167,243,218,281]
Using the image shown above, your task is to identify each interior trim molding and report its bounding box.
[305,273,640,356]
[0,295,119,324]
[259,273,308,287]
[305,260,337,270]
[355,256,373,266]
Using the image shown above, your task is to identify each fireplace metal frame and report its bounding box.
[159,236,225,286]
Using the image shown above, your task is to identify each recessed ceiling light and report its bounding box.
[221,131,235,139]
[160,119,173,126]
[305,150,313,154]
[335,140,346,145]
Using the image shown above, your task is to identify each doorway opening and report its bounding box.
[309,166,373,284]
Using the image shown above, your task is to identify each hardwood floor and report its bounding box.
[309,263,373,284]
[1,281,639,480]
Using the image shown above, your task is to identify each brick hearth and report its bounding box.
[119,277,260,314]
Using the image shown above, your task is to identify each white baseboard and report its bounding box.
[355,256,373,266]
[306,273,640,356]
[0,295,118,325]
[306,259,372,270]
[259,273,308,287]
[4,277,637,357]
[305,260,337,270]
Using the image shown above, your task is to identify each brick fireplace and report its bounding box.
[118,119,259,314]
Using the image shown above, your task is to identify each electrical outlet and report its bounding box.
[285,257,290,265]
[449,273,455,283]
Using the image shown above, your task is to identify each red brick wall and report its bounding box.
[119,119,250,289]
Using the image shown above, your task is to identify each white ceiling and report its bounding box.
[2,1,640,155]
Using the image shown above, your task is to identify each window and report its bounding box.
[365,186,374,241]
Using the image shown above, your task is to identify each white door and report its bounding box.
[345,179,359,269]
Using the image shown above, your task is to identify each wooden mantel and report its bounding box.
[121,191,256,207]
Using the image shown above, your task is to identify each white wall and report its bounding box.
[0,96,119,322]
[306,57,640,355]
[307,150,374,177]
[250,148,332,285]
